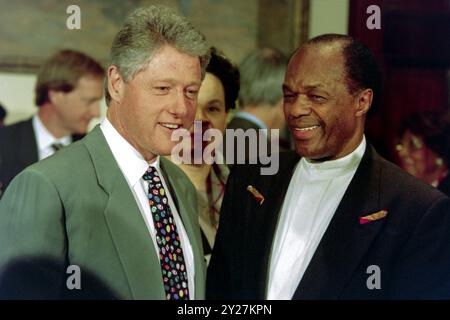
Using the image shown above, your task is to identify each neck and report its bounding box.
[177,162,212,191]
[38,105,70,139]
[106,105,157,163]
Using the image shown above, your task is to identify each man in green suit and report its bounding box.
[0,5,210,300]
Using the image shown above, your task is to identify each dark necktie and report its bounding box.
[51,143,64,153]
[142,166,190,300]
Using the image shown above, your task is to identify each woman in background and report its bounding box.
[396,111,450,196]
[172,47,240,262]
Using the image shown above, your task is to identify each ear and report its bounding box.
[48,90,64,106]
[107,65,125,103]
[355,88,373,117]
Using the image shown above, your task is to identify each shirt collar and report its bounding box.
[300,135,367,180]
[100,117,159,187]
[32,114,72,152]
[233,111,269,130]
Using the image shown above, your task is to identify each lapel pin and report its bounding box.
[359,209,388,225]
[247,185,265,205]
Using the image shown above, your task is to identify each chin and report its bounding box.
[295,146,325,160]
[160,144,179,157]
[156,148,174,157]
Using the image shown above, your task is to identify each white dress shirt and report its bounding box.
[100,118,195,298]
[267,136,366,300]
[32,115,72,160]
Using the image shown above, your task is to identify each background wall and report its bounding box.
[0,0,350,128]
[0,73,37,125]
[309,0,349,38]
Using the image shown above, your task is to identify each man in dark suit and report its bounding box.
[0,103,7,127]
[0,50,104,197]
[207,34,450,299]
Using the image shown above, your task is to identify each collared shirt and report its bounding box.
[267,136,367,300]
[100,118,195,298]
[32,114,72,160]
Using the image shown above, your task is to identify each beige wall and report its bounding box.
[0,0,350,128]
[0,73,37,125]
[309,0,349,38]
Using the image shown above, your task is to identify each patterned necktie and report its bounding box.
[142,166,190,300]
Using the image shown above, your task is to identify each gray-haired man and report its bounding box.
[0,5,210,300]
[225,47,288,166]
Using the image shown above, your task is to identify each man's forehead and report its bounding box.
[132,64,201,87]
[76,74,103,86]
[290,43,344,66]
[286,45,346,83]
[283,82,327,91]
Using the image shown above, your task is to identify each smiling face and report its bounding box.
[107,45,202,161]
[283,43,371,160]
[396,130,441,180]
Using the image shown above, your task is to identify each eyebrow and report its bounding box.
[205,99,224,105]
[282,83,327,92]
[154,78,201,86]
[304,84,327,90]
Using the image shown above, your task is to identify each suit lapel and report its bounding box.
[18,119,38,167]
[84,126,165,299]
[160,158,205,299]
[293,145,387,299]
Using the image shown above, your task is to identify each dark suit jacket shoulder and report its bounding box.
[224,116,273,168]
[0,118,84,196]
[226,116,264,131]
[207,147,450,299]
[0,119,38,195]
[438,174,450,197]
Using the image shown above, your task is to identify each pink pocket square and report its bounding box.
[359,209,388,224]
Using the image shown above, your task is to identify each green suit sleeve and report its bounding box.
[0,168,67,296]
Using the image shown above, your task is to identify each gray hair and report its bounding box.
[105,5,210,105]
[238,47,287,107]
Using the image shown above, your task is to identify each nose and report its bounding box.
[286,94,312,119]
[168,89,190,118]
